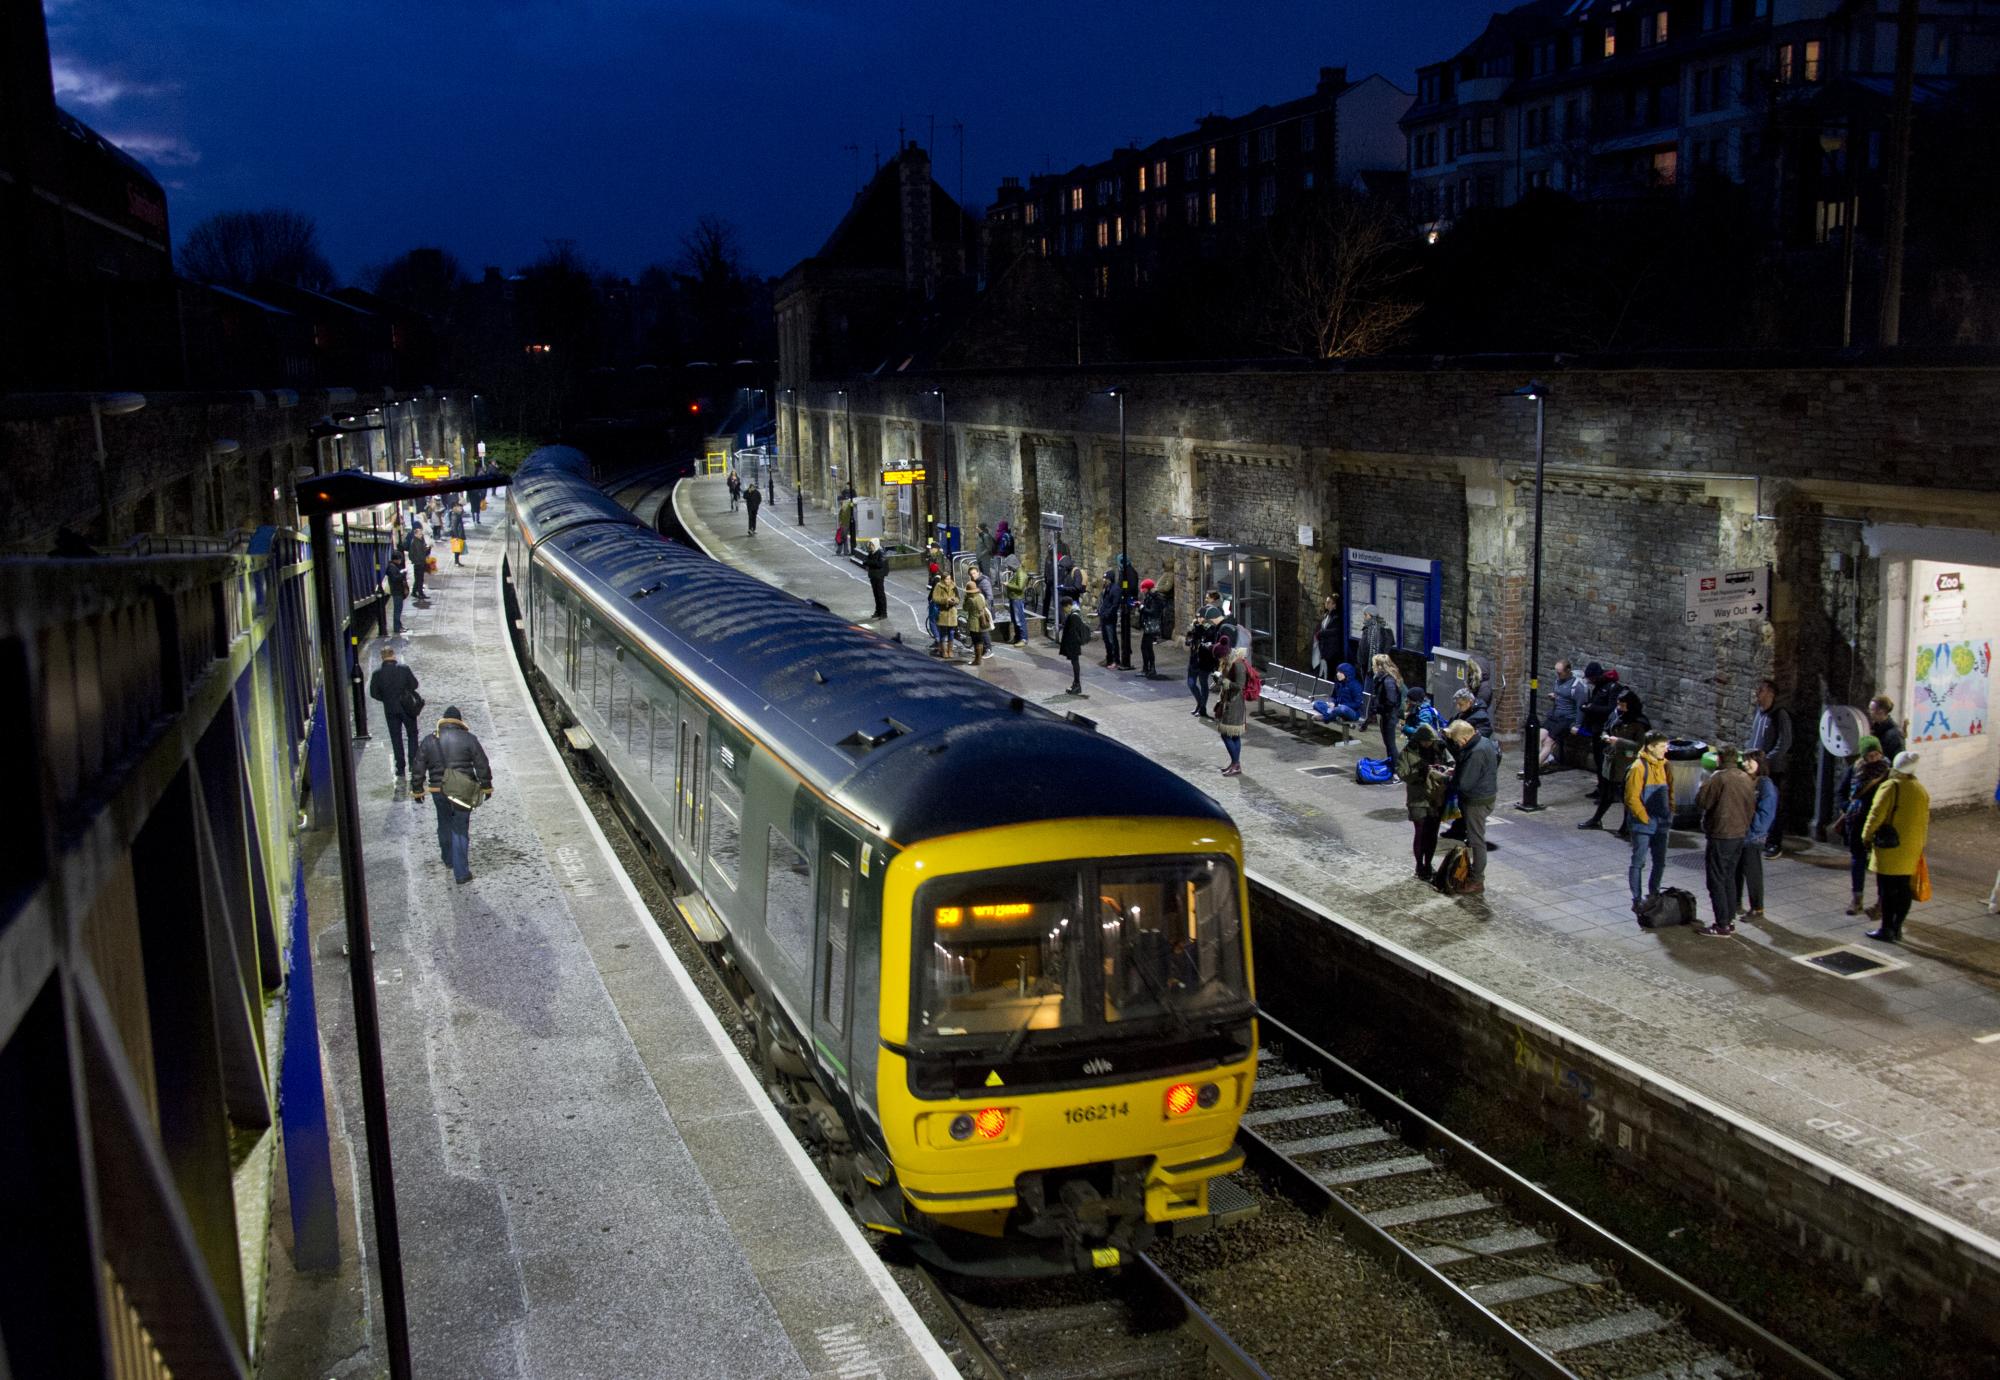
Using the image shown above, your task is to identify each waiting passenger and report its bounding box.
[743,482,762,534]
[863,540,890,621]
[962,577,993,668]
[1369,654,1405,759]
[1452,687,1494,740]
[933,570,961,660]
[1213,634,1249,778]
[1311,662,1367,725]
[1058,598,1089,694]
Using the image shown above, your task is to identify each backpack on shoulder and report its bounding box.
[1243,662,1263,702]
[1431,845,1473,894]
[1637,887,1697,929]
[1355,757,1394,785]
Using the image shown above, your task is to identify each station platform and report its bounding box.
[264,517,955,1378]
[675,472,2000,1256]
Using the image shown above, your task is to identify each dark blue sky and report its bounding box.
[47,0,1496,282]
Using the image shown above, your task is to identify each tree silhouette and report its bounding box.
[1260,190,1422,359]
[180,208,337,290]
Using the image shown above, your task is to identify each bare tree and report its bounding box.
[179,208,337,289]
[365,246,467,324]
[674,214,754,361]
[1261,190,1421,360]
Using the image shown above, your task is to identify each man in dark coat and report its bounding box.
[407,523,430,601]
[448,505,467,566]
[367,646,422,785]
[1058,599,1090,694]
[1867,694,1905,761]
[744,482,762,534]
[1577,662,1617,786]
[419,706,493,884]
[1745,677,1794,858]
[385,552,410,634]
[862,540,890,620]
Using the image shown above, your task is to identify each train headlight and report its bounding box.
[1164,1083,1198,1117]
[1196,1082,1221,1109]
[949,1114,975,1141]
[974,1107,1010,1140]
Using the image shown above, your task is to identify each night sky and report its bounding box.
[47,1,1498,282]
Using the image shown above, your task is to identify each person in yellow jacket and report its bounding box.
[1861,750,1930,943]
[1624,733,1674,913]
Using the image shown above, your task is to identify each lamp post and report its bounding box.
[90,392,147,543]
[1511,381,1549,812]
[930,387,950,554]
[296,463,504,1380]
[1096,388,1133,668]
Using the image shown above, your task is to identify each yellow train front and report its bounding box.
[868,816,1257,1274]
[504,446,1255,1276]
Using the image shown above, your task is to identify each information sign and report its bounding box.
[881,461,926,485]
[1683,566,1769,626]
[410,463,450,481]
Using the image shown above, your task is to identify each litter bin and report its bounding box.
[1666,738,1707,827]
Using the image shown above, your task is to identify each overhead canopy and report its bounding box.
[1156,535,1293,562]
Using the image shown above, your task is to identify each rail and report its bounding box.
[1242,1011,1841,1380]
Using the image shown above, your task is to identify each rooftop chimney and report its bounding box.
[1318,66,1349,94]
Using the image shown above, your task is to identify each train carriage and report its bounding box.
[504,446,1257,1274]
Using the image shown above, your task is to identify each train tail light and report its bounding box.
[973,1107,1010,1139]
[1164,1083,1198,1117]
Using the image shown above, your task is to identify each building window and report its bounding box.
[1528,168,1549,190]
[1137,204,1148,236]
[1742,58,1763,102]
[1258,176,1277,216]
[1206,145,1218,175]
[1419,73,1439,105]
[1532,41,1554,76]
[1037,235,1049,257]
[1023,203,1037,225]
[1754,0,1768,15]
[1184,150,1200,180]
[1702,0,1723,30]
[1137,165,1148,193]
[1206,189,1218,223]
[1299,118,1315,152]
[1445,126,1457,160]
[1185,192,1199,224]
[1777,43,1794,83]
[1096,265,1110,297]
[1114,215,1124,245]
[1815,198,1849,243]
[1071,223,1084,252]
[1564,98,1581,136]
[1070,186,1083,211]
[1572,32,1584,64]
[1258,127,1277,162]
[1153,159,1168,188]
[1303,170,1316,190]
[1804,39,1822,82]
[1478,115,1499,151]
[1652,149,1678,185]
[1604,24,1617,58]
[1642,9,1668,46]
[1237,134,1249,164]
[1096,218,1108,248]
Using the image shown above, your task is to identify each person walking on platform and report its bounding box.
[419,706,493,885]
[1862,751,1930,943]
[838,496,856,555]
[385,550,410,635]
[1058,599,1089,694]
[1399,722,1449,881]
[1624,733,1674,914]
[1369,653,1404,761]
[1836,736,1890,916]
[1695,746,1757,936]
[407,523,431,603]
[1137,579,1164,677]
[727,469,742,512]
[863,540,890,620]
[743,481,762,534]
[1745,678,1794,858]
[1214,634,1249,777]
[1867,694,1905,761]
[1445,720,1498,894]
[368,646,423,787]
[1097,569,1120,668]
[449,504,467,567]
[1002,563,1028,644]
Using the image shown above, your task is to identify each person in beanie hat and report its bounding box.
[1137,577,1165,677]
[1214,633,1250,776]
[1861,750,1930,943]
[1835,735,1890,916]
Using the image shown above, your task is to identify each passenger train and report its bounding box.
[504,446,1258,1274]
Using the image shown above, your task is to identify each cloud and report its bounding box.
[101,129,202,167]
[51,56,172,109]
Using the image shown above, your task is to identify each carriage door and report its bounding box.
[813,827,859,1092]
[677,716,705,866]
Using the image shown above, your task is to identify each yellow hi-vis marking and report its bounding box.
[1091,1247,1122,1268]
[984,1070,1004,1087]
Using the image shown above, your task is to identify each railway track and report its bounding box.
[916,1253,1270,1380]
[1240,1012,1842,1380]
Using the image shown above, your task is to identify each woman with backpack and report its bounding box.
[1397,723,1449,880]
[1369,653,1404,761]
[1214,634,1249,777]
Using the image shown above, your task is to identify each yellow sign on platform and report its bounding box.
[880,466,926,485]
[410,463,450,480]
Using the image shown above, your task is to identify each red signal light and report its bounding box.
[688,402,701,414]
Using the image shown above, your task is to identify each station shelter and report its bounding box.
[1157,537,1298,668]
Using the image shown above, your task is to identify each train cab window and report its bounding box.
[706,755,743,890]
[918,868,1087,1040]
[766,826,814,983]
[1097,859,1247,1024]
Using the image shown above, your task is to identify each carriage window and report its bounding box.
[706,754,742,889]
[1098,859,1246,1023]
[766,826,814,984]
[820,850,854,1032]
[609,651,629,747]
[575,612,595,703]
[591,623,616,721]
[649,682,677,784]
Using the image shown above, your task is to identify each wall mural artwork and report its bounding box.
[1911,639,1991,743]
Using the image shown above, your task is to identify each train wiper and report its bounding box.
[1125,942,1193,1036]
[997,995,1043,1064]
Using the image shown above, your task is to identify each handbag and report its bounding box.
[1872,784,1901,850]
[399,687,425,719]
[1913,853,1932,903]
[442,766,484,810]
[451,537,466,554]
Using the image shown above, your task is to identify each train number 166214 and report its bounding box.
[1063,1101,1130,1124]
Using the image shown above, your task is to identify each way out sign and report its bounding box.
[1684,566,1769,626]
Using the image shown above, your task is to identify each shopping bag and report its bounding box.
[1913,853,1932,903]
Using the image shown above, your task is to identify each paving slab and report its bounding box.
[282,515,954,1379]
[674,468,2000,1252]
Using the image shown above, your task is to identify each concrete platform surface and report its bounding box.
[276,516,955,1379]
[676,469,2000,1256]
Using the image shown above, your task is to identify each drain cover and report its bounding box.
[1805,949,1890,977]
[1298,765,1346,778]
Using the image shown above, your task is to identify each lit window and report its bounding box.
[1115,215,1124,244]
[1137,165,1148,193]
[1206,189,1218,223]
[1652,149,1678,185]
[1096,219,1108,248]
[1804,39,1821,82]
[1777,44,1794,83]
[1038,236,1049,257]
[1024,203,1037,225]
[1206,145,1217,175]
[1070,186,1083,211]
[1153,159,1168,188]
[1138,204,1149,236]
[1604,24,1617,57]
[1096,265,1110,297]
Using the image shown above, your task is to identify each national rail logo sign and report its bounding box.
[1684,565,1769,626]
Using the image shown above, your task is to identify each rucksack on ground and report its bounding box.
[1637,887,1697,929]
[1432,845,1473,894]
[1355,757,1394,784]
[1243,663,1263,702]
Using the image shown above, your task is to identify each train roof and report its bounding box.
[518,456,1231,846]
[513,446,646,545]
